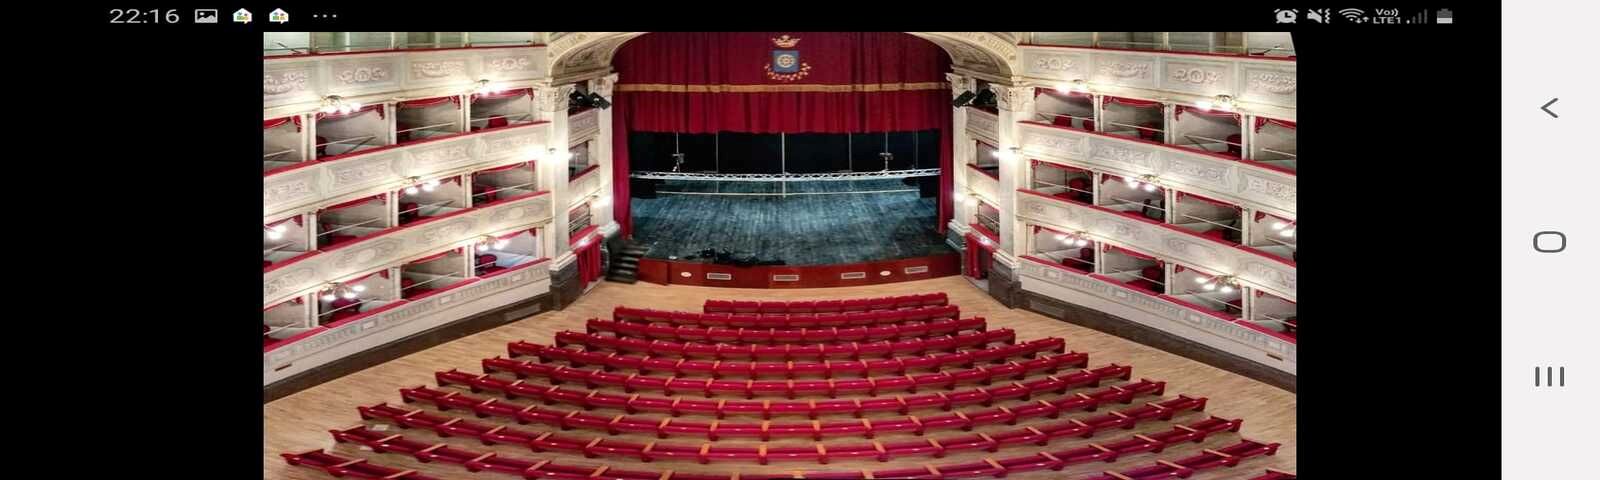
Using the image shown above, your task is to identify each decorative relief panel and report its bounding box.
[1092,54,1157,89]
[568,169,602,200]
[261,194,553,307]
[1016,193,1296,300]
[1018,261,1296,367]
[264,259,551,379]
[263,47,547,109]
[1016,123,1296,217]
[265,123,548,219]
[966,109,999,143]
[326,56,400,96]
[1018,46,1296,111]
[263,62,318,108]
[1159,58,1234,96]
[1238,63,1298,108]
[966,169,999,205]
[1022,49,1091,81]
[568,108,600,144]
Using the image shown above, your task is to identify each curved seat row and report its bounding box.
[486,347,1088,388]
[551,329,1017,361]
[507,338,1070,378]
[616,305,961,328]
[1077,439,1283,480]
[397,384,1205,440]
[586,317,987,344]
[436,364,1140,409]
[704,293,947,314]
[338,410,1238,465]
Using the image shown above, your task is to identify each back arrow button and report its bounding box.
[1541,98,1559,118]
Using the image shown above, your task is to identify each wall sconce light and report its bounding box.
[1194,94,1237,113]
[1271,220,1297,238]
[1055,79,1090,94]
[1124,174,1161,192]
[547,148,574,162]
[1052,231,1091,247]
[477,235,510,251]
[403,177,441,195]
[991,147,1021,162]
[473,79,505,96]
[318,95,361,115]
[265,223,289,240]
[320,282,366,302]
[1195,274,1239,294]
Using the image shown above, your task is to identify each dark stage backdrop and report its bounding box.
[610,32,954,236]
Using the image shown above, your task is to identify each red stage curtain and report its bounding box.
[609,32,954,236]
[575,237,604,287]
[964,233,995,278]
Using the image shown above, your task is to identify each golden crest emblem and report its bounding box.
[765,34,811,82]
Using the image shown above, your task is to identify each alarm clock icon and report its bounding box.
[1275,9,1298,24]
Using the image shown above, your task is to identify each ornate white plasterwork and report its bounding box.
[1015,192,1296,300]
[264,123,549,219]
[263,46,547,111]
[568,108,600,145]
[1016,122,1296,218]
[1018,260,1295,372]
[261,193,554,307]
[1017,46,1297,111]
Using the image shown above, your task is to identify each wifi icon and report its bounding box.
[1339,8,1366,22]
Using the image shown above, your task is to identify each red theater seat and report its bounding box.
[1227,133,1243,157]
[473,184,498,203]
[315,136,328,157]
[1126,266,1164,294]
[486,116,509,129]
[1138,121,1161,141]
[399,202,420,224]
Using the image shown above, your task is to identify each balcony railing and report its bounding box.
[1018,45,1297,112]
[1016,189,1295,301]
[263,46,547,111]
[263,191,554,307]
[1017,121,1296,219]
[264,121,549,219]
[1017,256,1295,374]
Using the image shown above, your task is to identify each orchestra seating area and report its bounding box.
[272,281,1293,479]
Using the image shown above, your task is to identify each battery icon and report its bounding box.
[1436,9,1453,24]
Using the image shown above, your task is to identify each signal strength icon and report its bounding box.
[1339,8,1366,23]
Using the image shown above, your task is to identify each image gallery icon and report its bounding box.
[194,9,218,23]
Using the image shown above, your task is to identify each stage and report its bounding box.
[630,178,953,266]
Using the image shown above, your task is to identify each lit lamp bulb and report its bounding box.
[422,179,440,192]
[1270,222,1287,231]
[1203,282,1218,291]
[1279,228,1296,237]
[342,291,357,299]
[321,292,337,302]
[1195,100,1213,111]
[1124,178,1140,189]
[1195,277,1210,285]
[266,230,283,240]
[493,239,510,250]
[1220,285,1234,294]
[1055,234,1068,241]
[404,185,420,195]
[1143,183,1157,192]
[1075,238,1089,247]
[952,192,966,203]
[351,284,367,293]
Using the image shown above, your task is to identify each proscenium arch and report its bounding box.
[545,32,1019,85]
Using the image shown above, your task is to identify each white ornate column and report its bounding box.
[536,82,577,269]
[991,82,1035,261]
[946,72,972,236]
[592,73,619,237]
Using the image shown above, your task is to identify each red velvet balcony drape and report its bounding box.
[609,32,955,236]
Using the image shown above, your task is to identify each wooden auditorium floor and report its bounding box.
[265,276,1296,479]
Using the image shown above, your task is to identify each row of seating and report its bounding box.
[616,305,962,328]
[1077,438,1281,480]
[506,338,1071,378]
[585,317,988,345]
[397,384,1207,440]
[282,450,441,480]
[339,409,1239,465]
[704,293,947,314]
[550,330,1018,361]
[1251,470,1299,480]
[434,364,1141,410]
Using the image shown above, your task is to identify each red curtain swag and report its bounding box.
[1177,191,1241,209]
[1254,211,1293,224]
[264,116,302,131]
[1174,105,1241,122]
[963,233,995,278]
[398,96,462,109]
[472,88,533,102]
[316,104,385,120]
[407,248,462,266]
[323,194,385,211]
[1254,117,1297,132]
[609,32,954,236]
[266,215,303,230]
[1101,96,1162,108]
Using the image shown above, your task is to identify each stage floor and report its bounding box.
[630,179,952,266]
